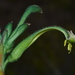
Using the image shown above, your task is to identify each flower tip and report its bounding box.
[67,43,72,54]
[5,29,8,31]
[68,51,71,54]
[40,11,43,14]
[11,21,13,23]
[27,23,31,25]
[0,28,1,32]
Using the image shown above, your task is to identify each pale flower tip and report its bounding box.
[27,23,31,25]
[11,21,13,23]
[0,28,1,32]
[68,51,71,54]
[6,29,8,31]
[40,11,43,14]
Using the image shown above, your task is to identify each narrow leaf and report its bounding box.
[7,26,69,62]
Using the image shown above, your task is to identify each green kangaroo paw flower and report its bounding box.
[4,23,29,53]
[18,5,43,27]
[4,22,12,37]
[10,5,42,38]
[6,26,70,62]
[3,5,42,54]
[2,5,75,70]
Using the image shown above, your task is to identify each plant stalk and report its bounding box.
[0,44,4,75]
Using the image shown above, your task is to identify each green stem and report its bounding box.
[3,58,8,71]
[0,44,4,75]
[0,69,4,75]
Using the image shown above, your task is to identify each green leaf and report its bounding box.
[10,5,42,38]
[4,23,29,53]
[6,26,69,62]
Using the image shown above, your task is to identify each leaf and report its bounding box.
[6,26,69,62]
[10,5,42,38]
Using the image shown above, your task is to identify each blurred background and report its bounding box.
[0,0,75,75]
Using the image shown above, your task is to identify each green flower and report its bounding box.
[0,5,43,71]
[0,5,75,72]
